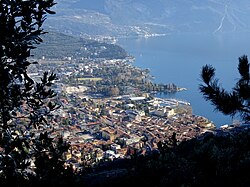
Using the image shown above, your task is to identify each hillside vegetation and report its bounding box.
[79,127,250,187]
[32,31,128,59]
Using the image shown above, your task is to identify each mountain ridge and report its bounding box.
[46,0,250,38]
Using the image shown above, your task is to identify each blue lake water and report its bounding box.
[118,32,250,127]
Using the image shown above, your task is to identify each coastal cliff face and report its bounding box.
[48,0,250,37]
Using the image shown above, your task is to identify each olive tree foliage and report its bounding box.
[0,0,71,185]
[199,55,250,124]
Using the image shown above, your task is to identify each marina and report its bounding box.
[153,98,191,107]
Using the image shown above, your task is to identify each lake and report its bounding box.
[118,32,250,127]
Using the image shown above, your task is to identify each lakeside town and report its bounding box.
[2,1,250,186]
[24,55,218,171]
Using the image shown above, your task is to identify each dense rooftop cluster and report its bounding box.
[27,57,215,172]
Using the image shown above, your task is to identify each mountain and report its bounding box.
[45,0,250,38]
[31,31,128,59]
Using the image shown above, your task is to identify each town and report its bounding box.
[26,56,216,171]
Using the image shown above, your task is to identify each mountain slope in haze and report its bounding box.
[47,0,250,38]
